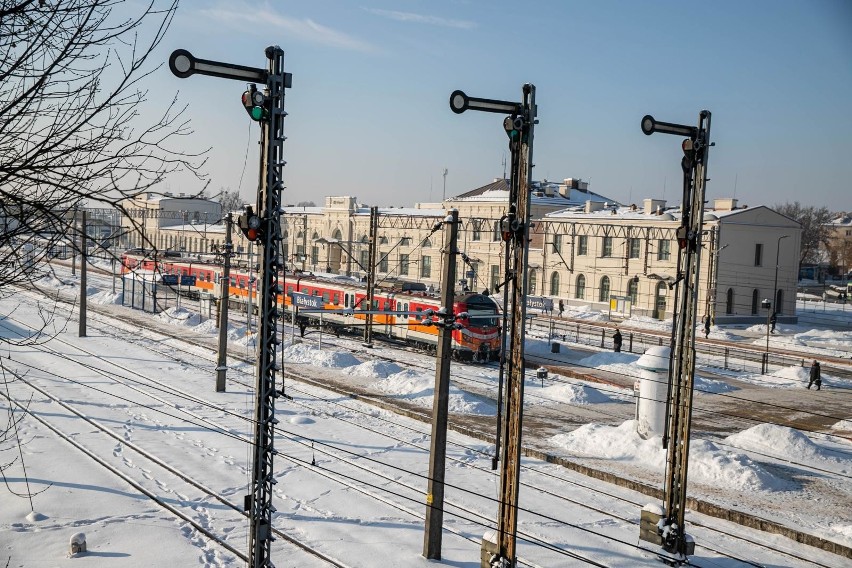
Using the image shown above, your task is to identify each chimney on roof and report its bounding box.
[585,200,605,213]
[643,198,666,215]
[713,198,738,211]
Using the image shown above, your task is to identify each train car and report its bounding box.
[120,251,501,361]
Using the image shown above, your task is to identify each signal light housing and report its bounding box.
[241,84,268,121]
[238,206,262,242]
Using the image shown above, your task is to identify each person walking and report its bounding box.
[703,315,711,339]
[613,328,623,353]
[807,360,821,390]
[558,299,565,318]
[770,311,777,334]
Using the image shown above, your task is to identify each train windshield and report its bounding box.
[468,308,498,327]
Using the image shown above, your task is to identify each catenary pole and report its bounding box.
[423,208,459,559]
[79,210,87,337]
[216,213,233,392]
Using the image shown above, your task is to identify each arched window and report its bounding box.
[422,237,432,248]
[726,288,734,314]
[599,276,610,302]
[529,270,537,295]
[627,278,638,305]
[751,289,759,315]
[332,229,342,240]
[472,220,481,241]
[549,271,560,296]
[360,234,369,243]
[379,236,388,245]
[575,274,586,299]
[493,220,501,241]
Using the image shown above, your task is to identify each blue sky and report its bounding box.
[147,0,852,210]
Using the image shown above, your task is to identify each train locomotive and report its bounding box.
[121,251,501,362]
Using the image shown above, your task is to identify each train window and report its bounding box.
[287,285,294,295]
[333,293,339,304]
[323,292,330,303]
[344,293,350,308]
[312,289,319,296]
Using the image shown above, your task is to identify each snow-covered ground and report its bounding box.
[2,267,851,566]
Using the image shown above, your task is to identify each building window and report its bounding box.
[629,238,640,259]
[472,220,481,241]
[529,270,537,295]
[552,233,561,253]
[726,288,734,314]
[754,243,763,267]
[751,289,759,315]
[627,278,639,304]
[550,271,560,296]
[657,239,671,261]
[491,264,500,291]
[422,237,432,248]
[378,254,388,273]
[577,235,588,256]
[575,274,586,299]
[311,245,319,265]
[420,255,431,278]
[602,236,613,257]
[599,276,610,302]
[493,220,501,242]
[400,253,409,276]
[359,249,369,271]
[400,237,411,246]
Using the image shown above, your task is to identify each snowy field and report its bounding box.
[1,267,851,566]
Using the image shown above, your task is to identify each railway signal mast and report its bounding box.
[170,46,292,568]
[450,85,537,568]
[638,111,712,563]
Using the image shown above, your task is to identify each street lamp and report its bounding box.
[773,235,789,318]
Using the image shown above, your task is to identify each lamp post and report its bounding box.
[773,235,789,318]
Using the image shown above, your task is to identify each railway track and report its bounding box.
[6,280,851,565]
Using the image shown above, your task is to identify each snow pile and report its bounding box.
[831,419,852,432]
[155,307,202,327]
[89,290,123,305]
[735,365,834,389]
[36,274,73,289]
[344,359,405,378]
[529,381,616,405]
[371,369,493,414]
[281,343,360,368]
[725,424,851,471]
[551,420,790,491]
[577,352,640,378]
[573,352,737,393]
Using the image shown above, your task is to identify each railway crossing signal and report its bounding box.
[638,111,713,562]
[170,46,292,568]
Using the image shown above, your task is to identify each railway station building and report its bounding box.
[132,178,801,324]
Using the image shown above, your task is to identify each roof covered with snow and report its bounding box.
[449,178,616,207]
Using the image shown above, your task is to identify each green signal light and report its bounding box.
[250,106,265,121]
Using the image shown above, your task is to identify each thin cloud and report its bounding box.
[200,5,377,53]
[364,8,476,30]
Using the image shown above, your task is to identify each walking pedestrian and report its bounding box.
[807,360,822,390]
[770,311,777,334]
[613,328,623,353]
[558,299,564,318]
[703,315,711,339]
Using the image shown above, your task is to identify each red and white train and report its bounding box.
[121,251,502,362]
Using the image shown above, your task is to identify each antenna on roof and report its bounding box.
[501,153,507,179]
[442,168,448,201]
